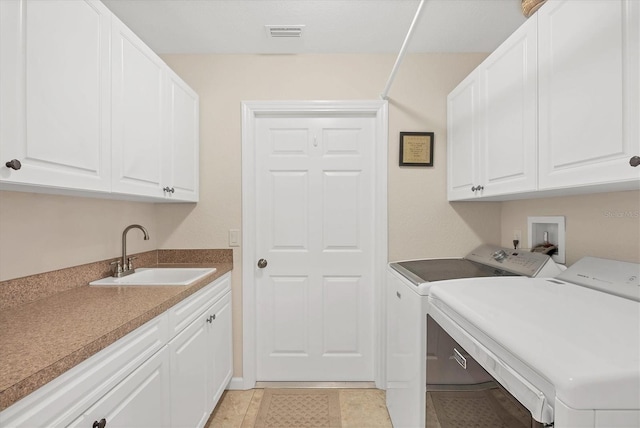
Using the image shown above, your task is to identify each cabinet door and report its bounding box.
[0,0,111,192]
[479,14,537,197]
[538,0,640,189]
[67,347,171,428]
[447,72,481,201]
[208,291,233,407]
[111,16,165,198]
[164,70,199,202]
[168,309,210,428]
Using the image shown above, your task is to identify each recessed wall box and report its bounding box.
[528,216,565,264]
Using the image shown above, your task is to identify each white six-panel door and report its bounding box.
[254,115,376,381]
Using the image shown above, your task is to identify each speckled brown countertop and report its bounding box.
[0,249,232,411]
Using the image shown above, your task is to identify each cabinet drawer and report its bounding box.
[168,273,231,338]
[0,314,168,428]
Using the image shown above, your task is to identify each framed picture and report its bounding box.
[399,132,434,166]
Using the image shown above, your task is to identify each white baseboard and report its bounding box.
[227,377,253,390]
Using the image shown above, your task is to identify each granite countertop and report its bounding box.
[0,257,232,411]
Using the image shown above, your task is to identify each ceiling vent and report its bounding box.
[265,25,305,38]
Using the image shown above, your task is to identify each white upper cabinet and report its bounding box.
[448,0,639,201]
[0,0,200,202]
[111,16,166,199]
[447,72,480,200]
[479,14,538,197]
[538,0,640,190]
[448,15,537,201]
[0,0,111,192]
[164,69,200,202]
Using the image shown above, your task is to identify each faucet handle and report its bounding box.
[127,256,138,271]
[110,260,123,276]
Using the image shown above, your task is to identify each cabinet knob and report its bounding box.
[630,156,640,167]
[163,186,175,193]
[92,419,106,428]
[257,259,268,269]
[471,186,477,192]
[5,159,21,170]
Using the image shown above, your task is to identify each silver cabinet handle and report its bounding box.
[630,156,640,167]
[257,259,268,268]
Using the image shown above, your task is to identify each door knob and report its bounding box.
[257,259,268,268]
[630,156,640,167]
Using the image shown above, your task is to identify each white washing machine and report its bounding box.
[427,257,640,428]
[386,244,564,428]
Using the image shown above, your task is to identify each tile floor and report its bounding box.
[206,388,393,427]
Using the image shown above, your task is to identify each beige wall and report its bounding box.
[2,52,637,380]
[0,191,157,281]
[158,53,502,258]
[501,190,640,265]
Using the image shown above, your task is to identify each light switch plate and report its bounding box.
[229,229,240,247]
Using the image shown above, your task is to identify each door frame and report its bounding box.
[239,100,388,390]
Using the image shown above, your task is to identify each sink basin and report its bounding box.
[90,267,217,286]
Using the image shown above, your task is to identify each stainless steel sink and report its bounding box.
[90,267,217,286]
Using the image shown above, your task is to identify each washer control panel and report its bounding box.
[558,257,640,301]
[466,244,560,277]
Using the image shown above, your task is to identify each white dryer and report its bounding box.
[428,257,640,427]
[386,244,563,428]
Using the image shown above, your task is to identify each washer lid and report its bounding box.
[390,258,515,285]
[429,276,640,411]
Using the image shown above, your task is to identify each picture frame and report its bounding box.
[399,132,434,167]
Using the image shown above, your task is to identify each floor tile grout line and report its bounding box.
[240,388,256,427]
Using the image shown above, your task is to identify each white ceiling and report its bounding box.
[101,0,527,55]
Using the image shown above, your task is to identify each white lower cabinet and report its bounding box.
[210,294,233,407]
[0,273,232,428]
[169,291,232,428]
[67,347,171,428]
[169,313,210,428]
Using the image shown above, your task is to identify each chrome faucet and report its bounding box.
[112,224,150,277]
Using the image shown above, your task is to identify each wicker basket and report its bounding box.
[521,0,547,17]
